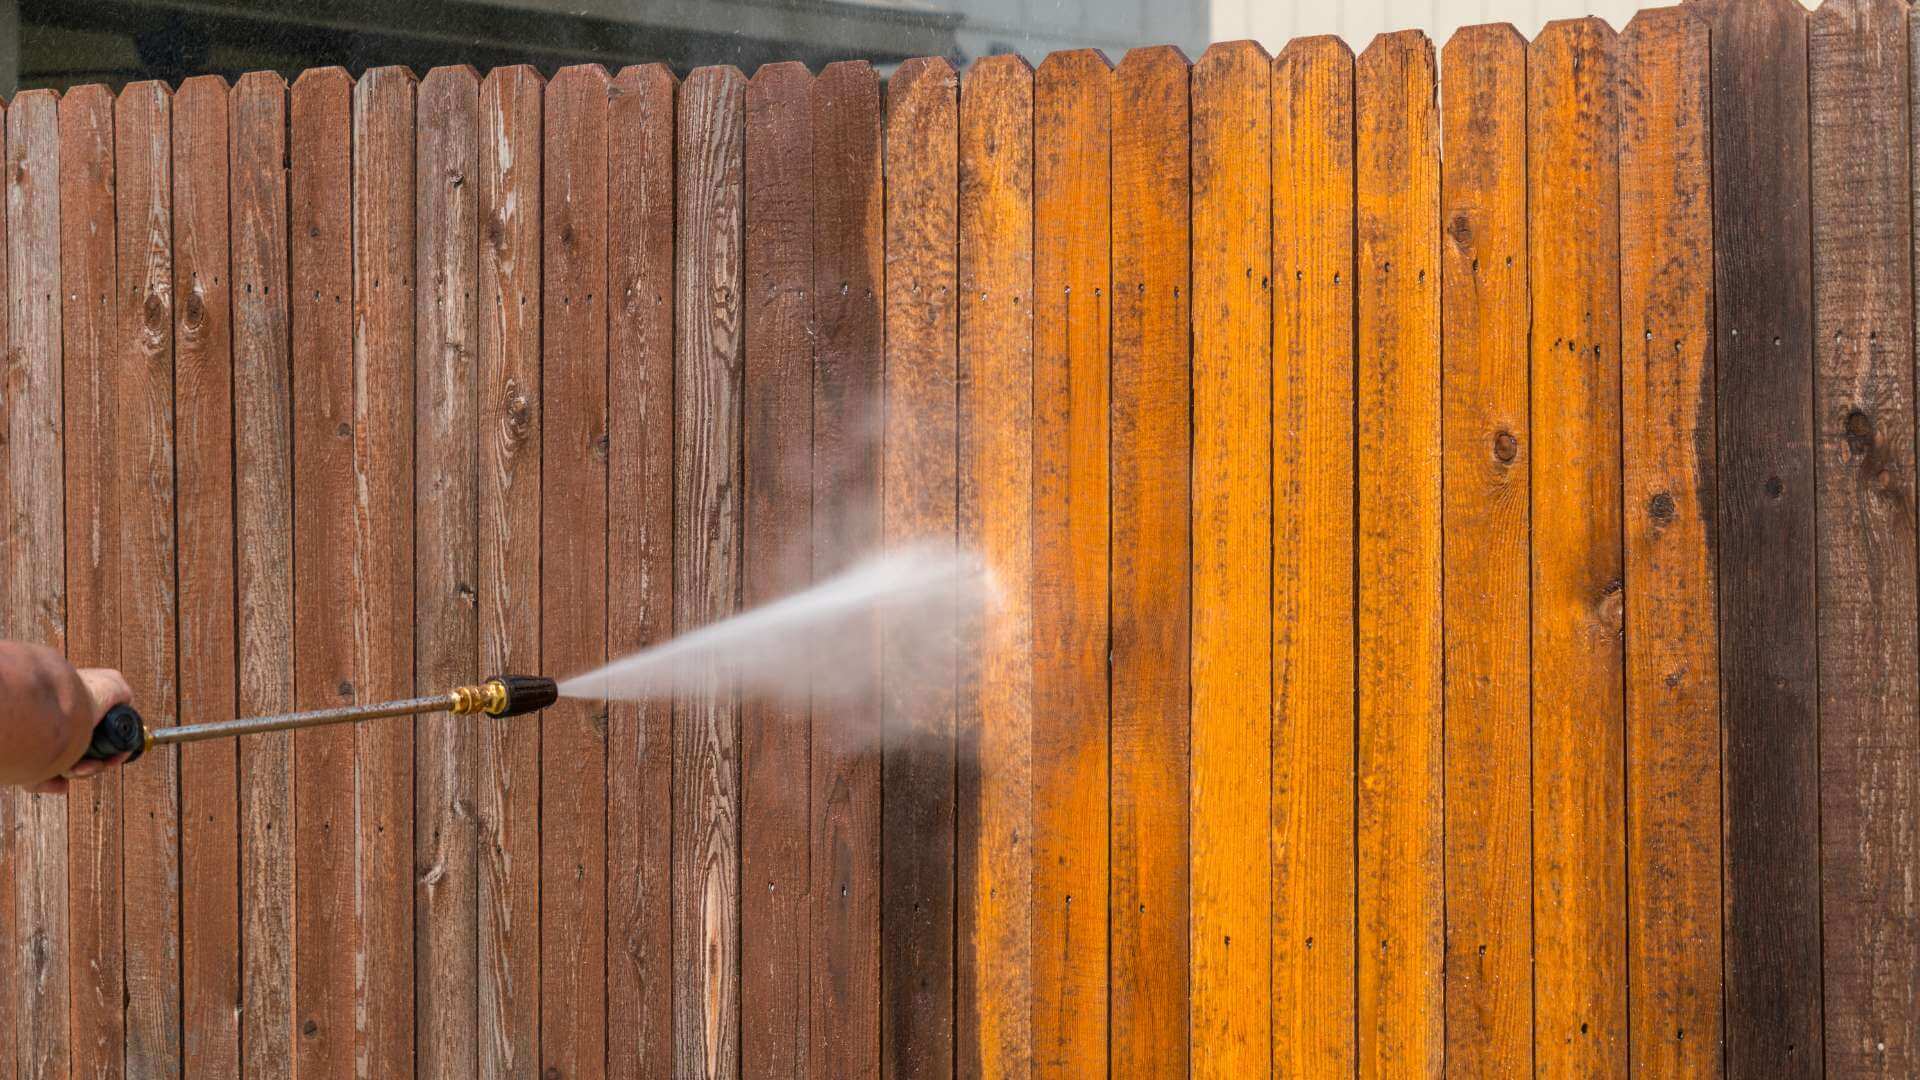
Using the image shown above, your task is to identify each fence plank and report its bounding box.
[1810,0,1919,1071]
[1271,34,1354,1077]
[231,69,295,1080]
[1685,0,1824,1069]
[607,60,676,1080]
[1109,44,1190,1079]
[675,63,747,1080]
[878,55,958,1080]
[414,63,480,1080]
[57,81,125,1080]
[7,86,72,1080]
[1354,31,1442,1078]
[174,73,240,1080]
[741,61,816,1080]
[956,52,1035,1080]
[0,92,11,1080]
[1031,47,1110,1078]
[114,80,182,1079]
[1528,21,1626,1077]
[1437,24,1529,1077]
[289,65,358,1078]
[1189,41,1272,1080]
[809,59,883,1080]
[475,63,542,1080]
[541,61,610,1080]
[1617,10,1721,1075]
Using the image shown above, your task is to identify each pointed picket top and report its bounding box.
[115,79,174,113]
[59,81,113,119]
[614,62,679,98]
[819,58,879,88]
[749,59,813,98]
[1684,0,1810,28]
[965,50,1036,94]
[1441,21,1525,67]
[890,55,958,102]
[1622,4,1708,40]
[421,65,481,97]
[1037,47,1115,83]
[483,63,547,96]
[1278,33,1356,71]
[550,63,613,94]
[1117,43,1192,78]
[1535,14,1621,49]
[291,65,353,108]
[1809,0,1906,33]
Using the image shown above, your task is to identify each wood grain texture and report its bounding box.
[57,80,125,1080]
[878,56,959,1080]
[674,63,746,1080]
[231,69,296,1079]
[742,58,816,1080]
[0,93,12,1080]
[1271,34,1355,1077]
[112,80,181,1079]
[350,67,418,1079]
[1030,47,1110,1078]
[173,73,240,1080]
[607,60,676,1080]
[1617,9,1721,1075]
[541,61,610,1080]
[6,86,72,1080]
[1811,0,1918,1071]
[808,59,883,1080]
[414,63,479,1080]
[289,66,359,1079]
[1685,0,1823,1070]
[955,53,1034,1080]
[1108,45,1191,1080]
[1437,25,1530,1078]
[475,63,542,1080]
[1354,32,1442,1078]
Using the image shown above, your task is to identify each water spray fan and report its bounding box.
[81,676,559,764]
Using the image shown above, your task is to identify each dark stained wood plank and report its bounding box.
[878,55,959,1080]
[475,63,542,1080]
[56,80,125,1080]
[808,58,883,1080]
[1030,49,1110,1077]
[1437,24,1529,1077]
[741,60,816,1079]
[1617,9,1722,1075]
[414,62,480,1080]
[6,86,73,1080]
[674,62,747,1080]
[1684,0,1823,1069]
[174,73,240,1080]
[0,92,13,1080]
[1355,32,1442,1077]
[1108,44,1190,1079]
[1271,34,1356,1077]
[606,60,676,1080]
[1811,0,1919,1070]
[230,69,297,1080]
[113,79,183,1078]
[955,52,1035,1080]
[289,65,359,1078]
[540,61,610,1080]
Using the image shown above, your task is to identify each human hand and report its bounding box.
[23,667,132,796]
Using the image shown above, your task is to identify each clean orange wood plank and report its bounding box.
[674,63,747,1080]
[174,73,240,1080]
[878,55,959,1080]
[1030,47,1110,1077]
[289,65,358,1077]
[349,67,418,1079]
[56,81,125,1080]
[114,79,182,1077]
[607,61,675,1080]
[1529,20,1627,1077]
[742,58,816,1079]
[475,63,542,1080]
[1108,44,1190,1079]
[1270,34,1355,1077]
[808,59,882,1080]
[414,63,479,1080]
[1810,0,1919,1069]
[541,61,610,1080]
[1617,9,1721,1075]
[230,69,297,1079]
[956,52,1034,1080]
[1189,39,1272,1080]
[1355,31,1442,1077]
[1437,23,1530,1077]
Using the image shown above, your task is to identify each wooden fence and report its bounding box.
[0,0,1915,1075]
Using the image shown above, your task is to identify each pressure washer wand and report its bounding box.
[79,675,559,765]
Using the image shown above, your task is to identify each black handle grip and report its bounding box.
[84,704,148,764]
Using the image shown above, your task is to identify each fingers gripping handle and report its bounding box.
[84,704,149,764]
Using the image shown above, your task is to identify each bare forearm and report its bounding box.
[0,642,94,787]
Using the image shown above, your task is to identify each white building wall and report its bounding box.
[1212,0,1816,52]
